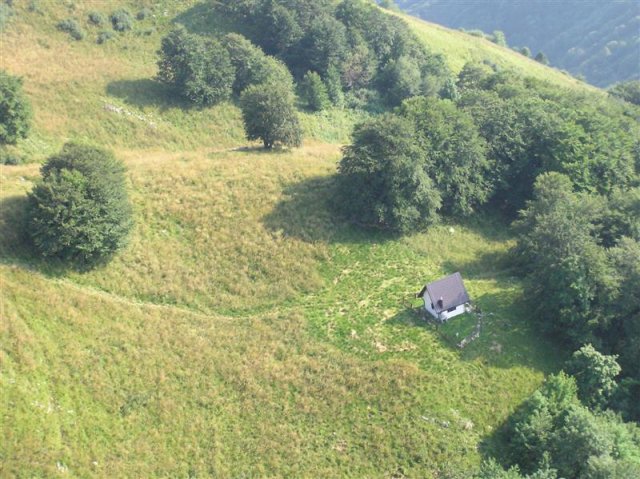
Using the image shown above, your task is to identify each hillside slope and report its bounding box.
[0,1,605,477]
[396,0,640,87]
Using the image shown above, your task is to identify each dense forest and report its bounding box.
[395,0,640,87]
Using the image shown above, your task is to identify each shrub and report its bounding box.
[0,148,24,165]
[27,143,133,267]
[240,82,302,149]
[88,11,105,26]
[136,8,151,20]
[97,30,115,44]
[0,70,32,145]
[299,71,330,111]
[337,114,441,233]
[535,52,550,65]
[566,345,621,410]
[57,18,86,41]
[110,9,133,32]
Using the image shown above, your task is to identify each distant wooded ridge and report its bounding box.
[394,0,640,87]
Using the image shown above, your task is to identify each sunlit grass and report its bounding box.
[0,2,578,476]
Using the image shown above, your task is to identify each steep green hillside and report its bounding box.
[0,1,612,477]
[396,0,640,87]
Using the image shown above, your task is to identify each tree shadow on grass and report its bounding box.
[262,175,396,245]
[0,196,93,276]
[173,1,253,37]
[105,79,186,111]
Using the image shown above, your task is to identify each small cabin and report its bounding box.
[416,272,471,322]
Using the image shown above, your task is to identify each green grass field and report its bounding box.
[0,2,579,477]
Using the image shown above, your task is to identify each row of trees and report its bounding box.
[336,60,639,233]
[157,27,301,148]
[214,0,451,108]
[514,173,640,420]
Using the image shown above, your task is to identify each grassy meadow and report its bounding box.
[0,1,575,477]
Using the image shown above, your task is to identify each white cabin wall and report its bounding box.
[439,304,466,321]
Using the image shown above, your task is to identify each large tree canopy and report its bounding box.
[337,113,441,233]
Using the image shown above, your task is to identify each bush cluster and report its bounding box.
[110,9,133,32]
[97,30,115,44]
[57,18,86,41]
[0,70,32,145]
[88,11,105,26]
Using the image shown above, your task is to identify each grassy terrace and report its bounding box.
[0,2,572,477]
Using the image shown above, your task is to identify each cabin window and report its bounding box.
[447,306,457,312]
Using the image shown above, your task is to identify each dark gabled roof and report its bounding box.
[418,272,470,313]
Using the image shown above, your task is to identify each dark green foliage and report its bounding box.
[520,46,531,57]
[609,80,640,106]
[456,71,638,214]
[136,8,152,21]
[110,9,133,32]
[324,66,344,107]
[475,458,558,479]
[439,77,459,101]
[294,14,348,76]
[157,27,234,106]
[88,11,105,26]
[607,238,640,383]
[566,345,621,410]
[400,97,491,215]
[299,71,330,111]
[0,70,32,145]
[260,2,303,56]
[340,39,376,90]
[96,30,115,44]
[492,30,507,47]
[27,143,133,267]
[337,114,441,232]
[612,379,640,422]
[57,18,86,41]
[514,173,614,345]
[222,33,292,96]
[378,55,423,106]
[215,0,447,106]
[496,373,640,478]
[535,52,550,65]
[599,188,640,245]
[457,62,494,91]
[239,82,302,149]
